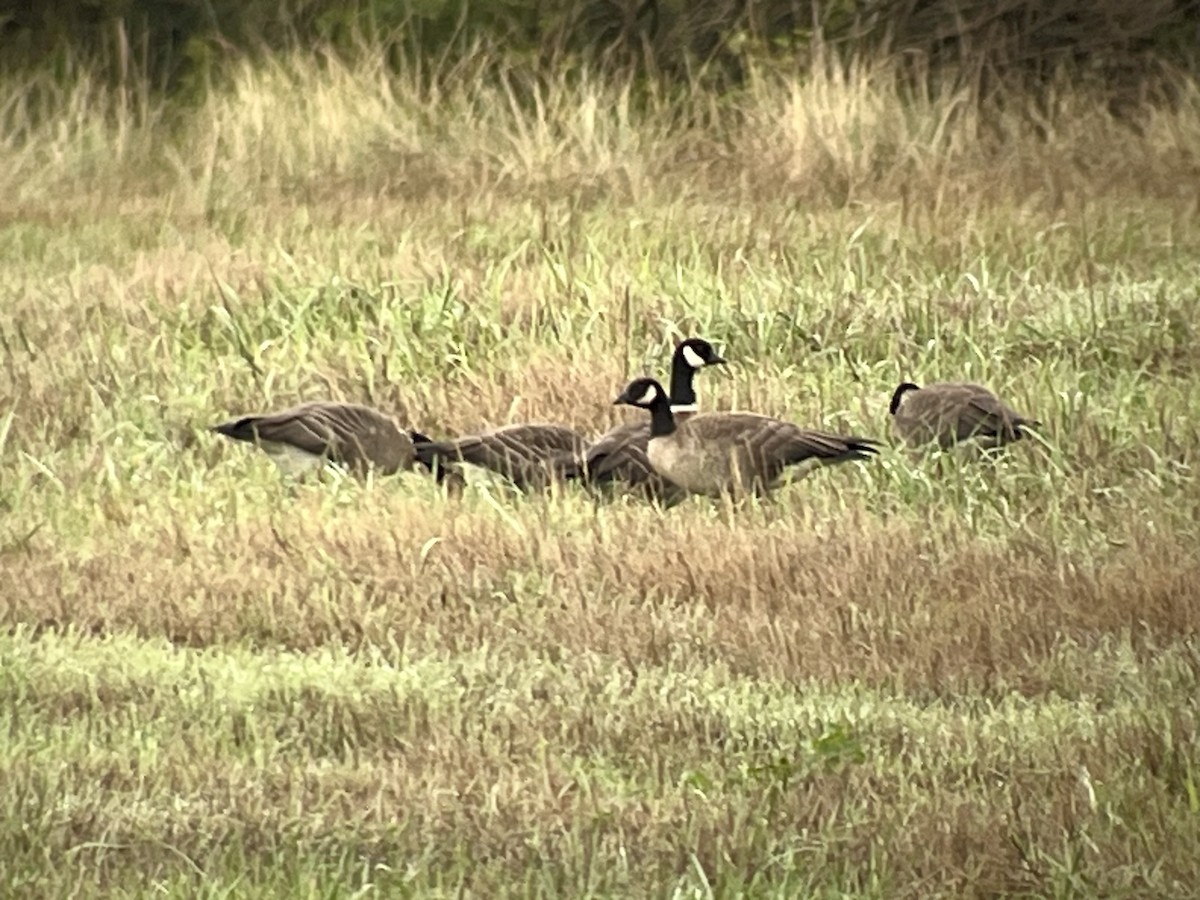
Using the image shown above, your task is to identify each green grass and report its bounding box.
[1,44,1199,898]
[3,630,1197,897]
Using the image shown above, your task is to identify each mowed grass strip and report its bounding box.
[2,629,1198,897]
[1,37,1199,898]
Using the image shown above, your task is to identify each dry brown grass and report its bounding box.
[1,40,1199,898]
[10,495,1200,687]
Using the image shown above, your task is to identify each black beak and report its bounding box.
[709,355,727,366]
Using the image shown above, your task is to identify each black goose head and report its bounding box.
[668,337,725,409]
[615,377,678,436]
[675,337,726,370]
[889,382,921,415]
[614,377,670,411]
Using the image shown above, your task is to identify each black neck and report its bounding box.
[889,383,920,415]
[668,353,698,407]
[648,398,677,438]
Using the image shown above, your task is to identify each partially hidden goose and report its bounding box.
[559,337,727,504]
[412,422,589,492]
[889,381,1041,451]
[211,401,428,477]
[613,377,880,499]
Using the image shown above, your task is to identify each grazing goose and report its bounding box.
[559,337,727,502]
[211,401,427,477]
[889,381,1041,450]
[412,422,589,492]
[613,377,880,499]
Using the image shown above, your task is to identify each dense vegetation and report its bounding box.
[1,7,1199,897]
[3,0,1198,96]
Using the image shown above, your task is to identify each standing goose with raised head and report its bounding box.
[211,401,428,477]
[559,337,727,502]
[889,381,1041,451]
[613,377,880,499]
[412,422,589,492]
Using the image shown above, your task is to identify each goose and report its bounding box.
[559,337,727,502]
[613,377,880,499]
[415,338,727,495]
[889,381,1041,450]
[211,401,428,477]
[412,422,589,492]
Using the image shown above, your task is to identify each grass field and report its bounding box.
[2,43,1200,897]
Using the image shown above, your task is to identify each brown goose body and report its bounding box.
[558,420,689,506]
[615,378,880,499]
[413,422,589,491]
[211,401,421,476]
[649,411,880,498]
[558,337,726,505]
[889,381,1041,450]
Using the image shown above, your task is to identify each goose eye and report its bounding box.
[636,385,659,405]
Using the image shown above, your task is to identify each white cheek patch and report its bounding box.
[636,385,659,406]
[682,345,706,369]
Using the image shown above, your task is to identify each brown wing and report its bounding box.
[212,402,392,457]
[895,385,973,445]
[452,423,587,468]
[415,423,588,490]
[580,422,655,482]
[957,387,1037,442]
[212,401,416,475]
[689,412,879,486]
[543,422,683,505]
